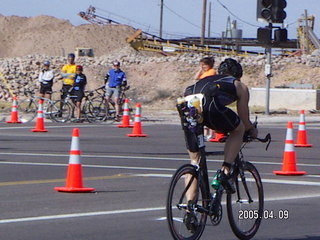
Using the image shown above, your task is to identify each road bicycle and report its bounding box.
[17,90,59,123]
[50,89,98,123]
[87,85,133,123]
[166,100,271,240]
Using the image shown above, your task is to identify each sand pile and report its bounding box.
[0,15,136,57]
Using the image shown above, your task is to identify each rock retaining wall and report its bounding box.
[0,53,319,103]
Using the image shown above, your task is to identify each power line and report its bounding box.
[216,0,260,28]
[93,6,198,38]
[163,3,201,29]
[163,3,220,36]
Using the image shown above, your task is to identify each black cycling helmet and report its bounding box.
[218,58,243,79]
[68,53,75,59]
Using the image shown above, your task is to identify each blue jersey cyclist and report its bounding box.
[104,60,127,121]
[71,65,87,122]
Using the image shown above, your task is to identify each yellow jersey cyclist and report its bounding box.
[60,53,76,100]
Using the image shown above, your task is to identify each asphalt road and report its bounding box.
[0,120,320,240]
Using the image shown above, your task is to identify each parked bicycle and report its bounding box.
[87,85,133,123]
[166,115,271,239]
[50,89,98,123]
[17,90,59,123]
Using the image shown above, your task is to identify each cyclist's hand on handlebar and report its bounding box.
[248,127,258,139]
[243,124,258,142]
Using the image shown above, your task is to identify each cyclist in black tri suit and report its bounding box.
[178,58,258,196]
[71,65,87,122]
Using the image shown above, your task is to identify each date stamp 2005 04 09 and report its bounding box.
[238,209,289,220]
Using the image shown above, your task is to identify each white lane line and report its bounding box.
[0,161,174,172]
[1,162,320,186]
[0,151,319,167]
[155,192,320,221]
[136,174,320,187]
[0,207,165,224]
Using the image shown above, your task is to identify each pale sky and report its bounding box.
[1,0,319,39]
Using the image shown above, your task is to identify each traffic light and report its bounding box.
[274,28,287,42]
[257,0,287,23]
[272,0,287,23]
[261,0,272,21]
[257,27,272,44]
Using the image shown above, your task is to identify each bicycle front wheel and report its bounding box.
[166,164,208,240]
[84,97,115,123]
[17,99,37,123]
[49,100,72,123]
[227,162,264,240]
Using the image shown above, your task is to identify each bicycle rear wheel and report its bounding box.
[49,100,72,123]
[105,101,116,123]
[17,99,37,123]
[227,161,264,240]
[83,98,105,123]
[166,164,208,240]
[84,97,115,123]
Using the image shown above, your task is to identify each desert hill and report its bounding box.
[0,15,136,57]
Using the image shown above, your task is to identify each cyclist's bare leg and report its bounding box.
[222,121,245,174]
[186,151,201,201]
[114,96,120,117]
[105,96,110,111]
[75,101,81,119]
[44,93,51,100]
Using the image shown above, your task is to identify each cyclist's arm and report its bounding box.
[38,71,43,83]
[121,73,127,86]
[61,65,68,78]
[60,65,74,78]
[83,75,87,90]
[121,79,127,87]
[104,73,109,84]
[235,80,258,137]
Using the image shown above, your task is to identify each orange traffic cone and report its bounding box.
[127,103,148,137]
[273,121,306,176]
[118,98,133,128]
[54,128,95,193]
[295,110,312,147]
[209,131,226,142]
[6,96,22,123]
[31,99,47,132]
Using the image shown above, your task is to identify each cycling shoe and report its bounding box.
[183,211,198,233]
[218,171,235,194]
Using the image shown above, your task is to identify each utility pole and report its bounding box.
[160,0,164,38]
[304,9,309,54]
[201,0,207,45]
[265,23,273,115]
[265,46,272,115]
[207,1,212,38]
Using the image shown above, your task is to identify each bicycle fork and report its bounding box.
[235,156,254,204]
